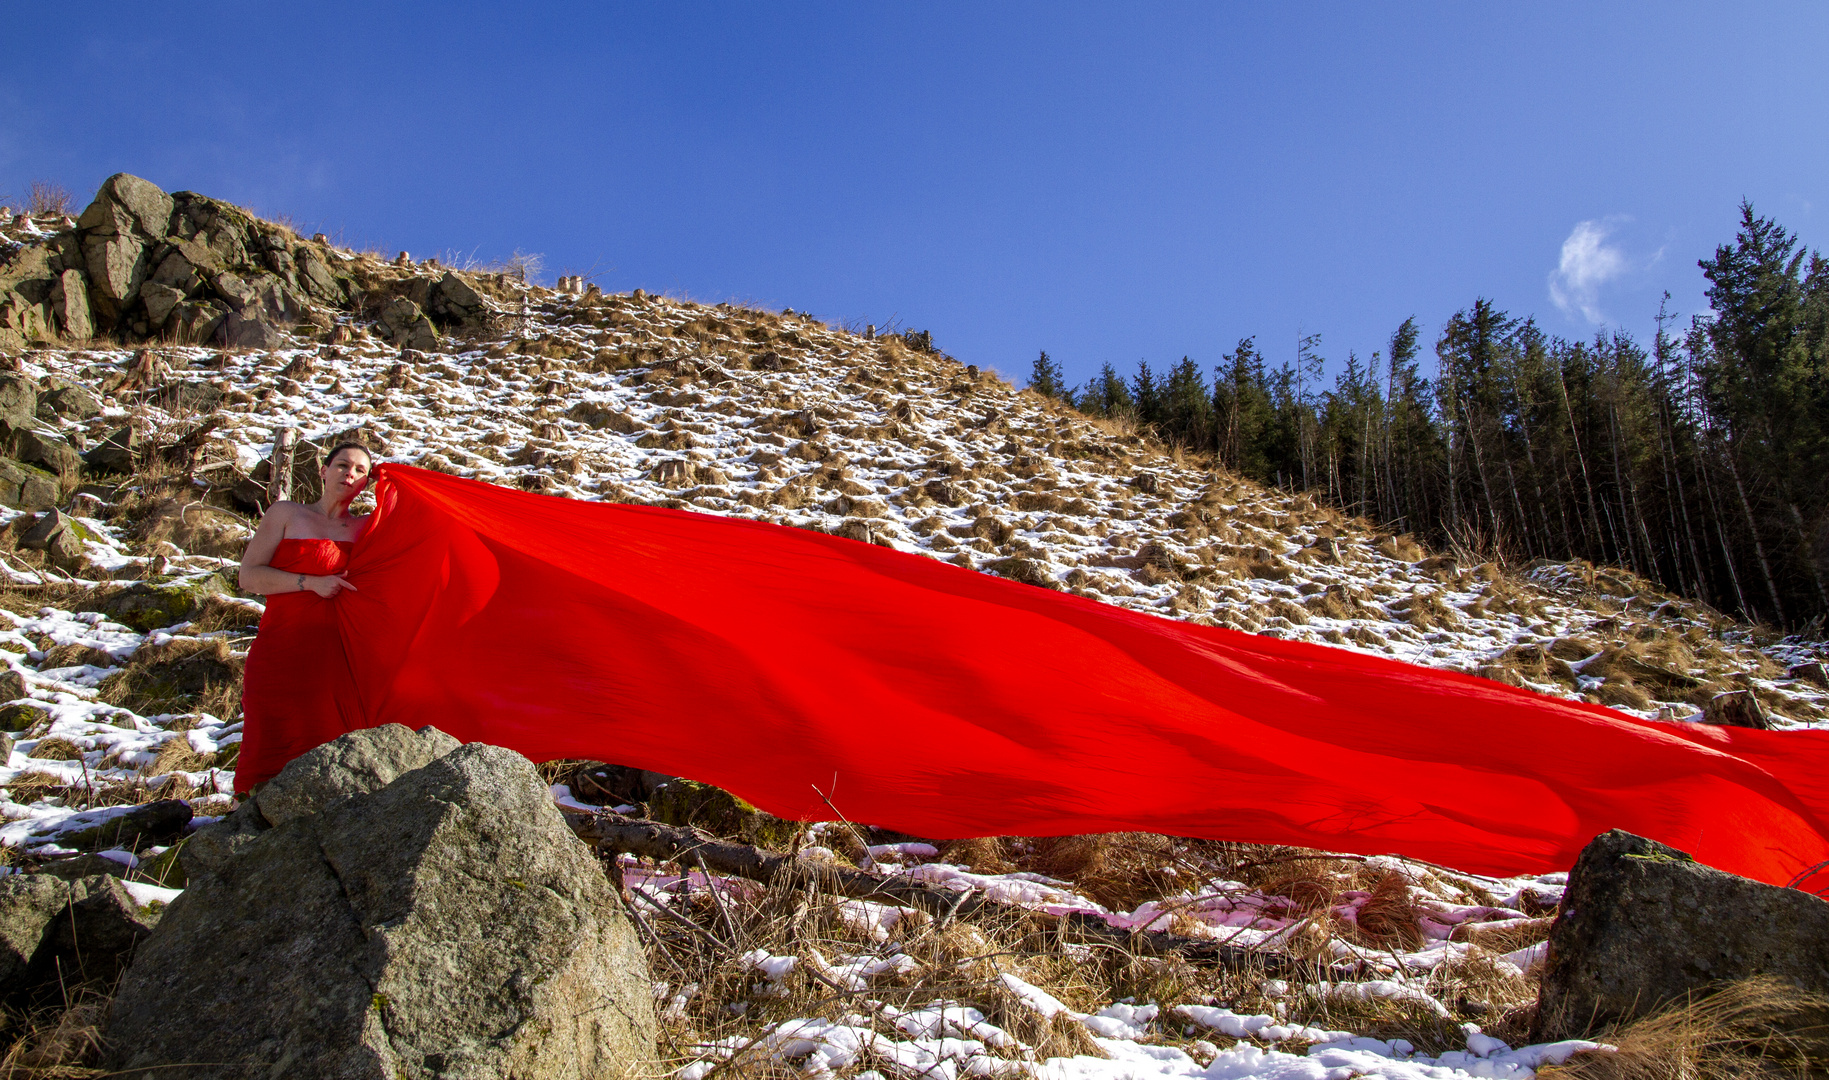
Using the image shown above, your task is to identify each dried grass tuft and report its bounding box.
[124,499,254,560]
[1028,833,1182,913]
[144,734,215,777]
[938,836,1016,873]
[1,770,65,802]
[0,992,108,1078]
[23,179,75,217]
[190,595,264,635]
[1539,976,1829,1079]
[97,637,241,716]
[25,738,83,762]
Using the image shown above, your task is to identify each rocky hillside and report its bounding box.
[1,175,1827,1078]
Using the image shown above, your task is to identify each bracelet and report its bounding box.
[297,573,307,591]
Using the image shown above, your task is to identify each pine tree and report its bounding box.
[1697,202,1829,616]
[1075,362,1133,418]
[1130,361,1162,429]
[1027,350,1066,399]
[1160,357,1214,450]
[1213,338,1273,479]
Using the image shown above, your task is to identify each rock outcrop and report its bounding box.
[105,725,657,1079]
[0,172,499,351]
[379,295,439,350]
[1534,829,1829,1040]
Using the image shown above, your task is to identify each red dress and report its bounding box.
[228,464,1829,887]
[236,539,361,791]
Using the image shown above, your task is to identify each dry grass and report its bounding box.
[1027,833,1190,913]
[189,595,263,635]
[0,581,110,620]
[613,820,1556,1078]
[22,180,75,217]
[123,499,253,561]
[24,738,83,762]
[635,853,1153,1076]
[0,992,108,1079]
[1,770,65,803]
[1539,977,1829,1079]
[96,637,241,716]
[143,732,216,776]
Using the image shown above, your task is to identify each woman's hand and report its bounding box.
[303,574,358,599]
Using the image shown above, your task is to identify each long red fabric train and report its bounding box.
[237,464,1829,888]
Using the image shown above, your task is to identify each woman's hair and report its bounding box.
[323,441,375,469]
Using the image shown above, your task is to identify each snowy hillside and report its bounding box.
[1,192,1825,1077]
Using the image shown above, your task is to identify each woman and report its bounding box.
[234,441,374,793]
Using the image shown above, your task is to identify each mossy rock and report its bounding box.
[647,778,802,850]
[97,576,228,632]
[0,701,48,733]
[136,841,187,888]
[0,456,57,510]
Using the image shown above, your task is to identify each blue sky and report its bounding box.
[4,3,1826,388]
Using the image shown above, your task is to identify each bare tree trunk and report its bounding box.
[1461,404,1504,541]
[1783,497,1828,612]
[1605,399,1646,575]
[267,427,298,506]
[1697,443,1751,618]
[1556,370,1606,556]
[1723,442,1786,624]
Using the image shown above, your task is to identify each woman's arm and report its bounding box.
[237,504,355,598]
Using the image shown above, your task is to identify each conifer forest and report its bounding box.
[1034,204,1829,631]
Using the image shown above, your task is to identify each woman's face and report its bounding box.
[322,449,373,502]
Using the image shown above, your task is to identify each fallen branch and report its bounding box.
[567,811,1356,978]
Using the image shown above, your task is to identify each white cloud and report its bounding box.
[1548,219,1628,325]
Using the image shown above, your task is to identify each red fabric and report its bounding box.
[236,464,1829,887]
[238,539,363,785]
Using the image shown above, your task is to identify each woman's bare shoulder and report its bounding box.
[263,501,309,524]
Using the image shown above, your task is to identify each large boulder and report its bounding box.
[106,728,657,1079]
[139,281,185,328]
[0,292,52,346]
[75,174,173,310]
[0,874,73,989]
[170,297,229,343]
[8,420,83,475]
[219,309,285,349]
[429,272,491,324]
[297,246,349,305]
[250,722,460,830]
[1534,829,1829,1040]
[149,239,219,293]
[42,800,193,853]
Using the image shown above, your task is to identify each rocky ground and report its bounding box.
[0,175,1825,1077]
